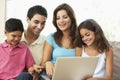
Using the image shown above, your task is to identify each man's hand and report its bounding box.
[33,64,44,73]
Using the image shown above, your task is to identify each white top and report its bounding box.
[82,46,106,78]
[21,33,45,65]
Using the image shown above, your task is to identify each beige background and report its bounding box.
[0,0,6,42]
[1,0,120,41]
[6,0,120,41]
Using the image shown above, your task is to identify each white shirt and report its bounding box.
[82,46,106,78]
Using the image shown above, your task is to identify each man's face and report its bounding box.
[27,14,47,35]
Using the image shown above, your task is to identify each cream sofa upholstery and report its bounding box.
[109,41,120,80]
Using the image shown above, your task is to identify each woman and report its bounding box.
[41,3,77,78]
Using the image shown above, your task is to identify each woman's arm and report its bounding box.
[41,41,53,68]
[41,41,54,76]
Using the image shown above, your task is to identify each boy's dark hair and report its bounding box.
[27,5,47,20]
[5,18,24,32]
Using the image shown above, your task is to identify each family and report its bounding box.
[0,3,113,80]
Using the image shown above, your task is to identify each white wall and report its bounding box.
[5,0,120,41]
[0,0,6,42]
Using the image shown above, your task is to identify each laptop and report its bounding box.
[52,57,99,80]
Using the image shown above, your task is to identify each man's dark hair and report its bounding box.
[27,5,47,20]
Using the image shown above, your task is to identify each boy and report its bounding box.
[0,18,35,80]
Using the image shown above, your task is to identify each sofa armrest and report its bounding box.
[109,41,120,80]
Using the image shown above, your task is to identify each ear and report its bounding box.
[26,17,30,23]
[4,29,7,34]
[4,30,8,36]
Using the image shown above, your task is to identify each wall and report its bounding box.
[0,0,6,42]
[6,0,120,41]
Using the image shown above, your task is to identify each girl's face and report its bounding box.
[56,10,71,32]
[80,28,95,46]
[5,30,22,47]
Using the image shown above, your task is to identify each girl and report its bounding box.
[75,19,113,80]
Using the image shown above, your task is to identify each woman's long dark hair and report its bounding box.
[53,3,77,48]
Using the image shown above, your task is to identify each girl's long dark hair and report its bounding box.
[75,19,110,52]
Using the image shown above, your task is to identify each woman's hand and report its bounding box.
[45,61,55,78]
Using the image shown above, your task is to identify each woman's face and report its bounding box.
[56,10,71,32]
[80,28,95,46]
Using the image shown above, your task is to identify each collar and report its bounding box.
[2,40,23,48]
[21,32,45,46]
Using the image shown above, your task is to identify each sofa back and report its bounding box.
[109,41,120,80]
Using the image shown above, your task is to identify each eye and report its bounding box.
[12,35,16,38]
[56,16,60,20]
[18,35,22,38]
[34,20,39,24]
[41,21,46,26]
[63,15,68,19]
[85,33,90,36]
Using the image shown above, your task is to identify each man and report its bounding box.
[16,5,47,80]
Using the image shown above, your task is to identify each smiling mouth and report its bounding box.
[60,25,66,28]
[84,39,91,44]
[35,29,41,33]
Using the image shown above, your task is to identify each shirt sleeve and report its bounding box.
[45,33,54,47]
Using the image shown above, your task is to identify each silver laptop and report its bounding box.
[52,57,99,80]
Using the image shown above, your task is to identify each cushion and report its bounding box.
[109,41,120,80]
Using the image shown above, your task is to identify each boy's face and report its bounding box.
[5,30,22,47]
[27,14,47,36]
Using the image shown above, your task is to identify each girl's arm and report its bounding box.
[105,47,113,79]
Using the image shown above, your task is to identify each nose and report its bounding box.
[15,37,21,41]
[37,23,43,29]
[82,36,87,41]
[59,18,64,23]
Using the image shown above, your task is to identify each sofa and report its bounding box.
[109,41,120,80]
